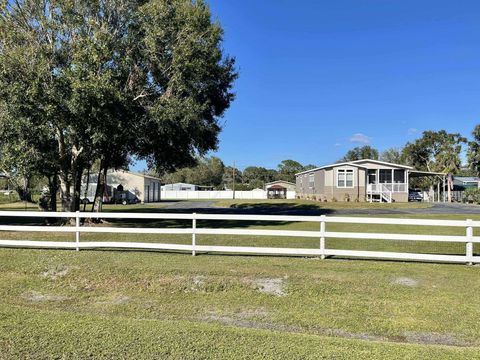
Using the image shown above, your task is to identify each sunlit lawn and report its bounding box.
[0,201,479,358]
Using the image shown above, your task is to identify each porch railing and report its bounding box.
[367,183,407,193]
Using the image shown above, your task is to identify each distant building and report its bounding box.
[161,183,214,191]
[265,180,296,199]
[453,176,480,190]
[295,159,445,203]
[81,170,162,204]
[161,183,199,191]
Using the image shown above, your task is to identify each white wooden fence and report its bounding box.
[0,211,478,265]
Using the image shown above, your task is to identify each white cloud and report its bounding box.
[349,133,371,144]
[407,128,419,135]
[334,143,342,147]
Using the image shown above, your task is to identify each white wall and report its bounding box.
[161,190,296,200]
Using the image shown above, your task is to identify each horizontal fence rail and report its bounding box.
[0,211,478,265]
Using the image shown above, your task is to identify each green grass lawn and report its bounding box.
[0,249,479,359]
[0,202,479,358]
[214,198,434,210]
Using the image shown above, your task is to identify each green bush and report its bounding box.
[463,188,480,204]
[0,192,19,204]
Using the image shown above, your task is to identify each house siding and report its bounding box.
[296,167,366,201]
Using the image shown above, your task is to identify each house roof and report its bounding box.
[268,184,288,190]
[162,182,198,187]
[453,176,480,182]
[295,162,367,176]
[409,170,446,177]
[349,159,414,170]
[265,180,295,186]
[295,159,414,176]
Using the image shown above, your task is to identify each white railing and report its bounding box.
[367,183,407,193]
[367,184,393,203]
[0,211,478,265]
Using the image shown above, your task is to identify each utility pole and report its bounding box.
[232,161,236,199]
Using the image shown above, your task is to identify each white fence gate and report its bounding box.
[0,211,477,265]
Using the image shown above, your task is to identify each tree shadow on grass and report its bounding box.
[100,204,333,229]
[0,201,332,229]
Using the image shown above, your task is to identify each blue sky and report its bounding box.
[134,0,480,171]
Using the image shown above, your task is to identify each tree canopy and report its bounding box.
[340,146,379,162]
[0,0,237,211]
[379,148,404,164]
[467,125,480,177]
[401,130,466,174]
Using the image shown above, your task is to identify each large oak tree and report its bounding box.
[0,0,237,211]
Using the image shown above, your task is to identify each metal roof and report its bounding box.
[295,159,412,176]
[350,159,414,170]
[408,170,446,177]
[295,161,367,176]
[268,184,288,189]
[453,176,480,182]
[265,180,295,186]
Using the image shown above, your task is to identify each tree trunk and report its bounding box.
[73,164,84,212]
[83,168,91,212]
[92,159,109,213]
[48,174,58,212]
[59,173,72,212]
[16,176,32,202]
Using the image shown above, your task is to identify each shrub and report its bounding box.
[344,193,350,202]
[0,192,19,204]
[463,188,480,204]
[332,197,338,202]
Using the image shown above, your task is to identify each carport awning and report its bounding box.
[409,170,446,178]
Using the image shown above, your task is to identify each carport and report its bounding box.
[267,184,287,199]
[408,170,447,202]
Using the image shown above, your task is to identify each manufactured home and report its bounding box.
[81,170,162,204]
[295,159,445,202]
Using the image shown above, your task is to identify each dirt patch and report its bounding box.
[203,309,295,333]
[251,278,287,297]
[401,331,468,347]
[201,315,473,347]
[41,265,79,280]
[206,316,299,332]
[96,295,131,305]
[110,295,130,305]
[23,291,70,302]
[391,277,418,287]
[190,275,207,291]
[202,313,385,342]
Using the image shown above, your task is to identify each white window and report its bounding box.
[337,169,354,188]
[309,173,315,188]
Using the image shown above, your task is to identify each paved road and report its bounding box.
[162,201,480,216]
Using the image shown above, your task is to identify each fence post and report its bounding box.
[192,212,196,256]
[320,215,326,260]
[466,219,473,265]
[75,211,80,252]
